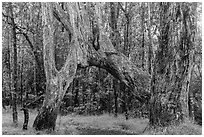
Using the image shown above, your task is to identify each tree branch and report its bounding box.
[53,3,73,35]
[118,2,129,19]
[2,12,12,19]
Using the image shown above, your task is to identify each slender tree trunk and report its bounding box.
[123,3,130,57]
[141,2,145,70]
[34,60,37,100]
[113,79,118,117]
[110,2,120,118]
[188,90,195,122]
[147,2,152,74]
[20,51,24,106]
[9,2,18,126]
[6,12,12,108]
[74,79,79,107]
[20,106,29,130]
[117,2,131,117]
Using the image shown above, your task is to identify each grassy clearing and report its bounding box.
[2,108,202,135]
[2,108,148,135]
[56,113,148,134]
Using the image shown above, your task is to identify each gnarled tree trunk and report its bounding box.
[149,2,195,126]
[33,3,78,130]
[33,2,150,131]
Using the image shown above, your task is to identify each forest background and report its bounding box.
[1,2,202,135]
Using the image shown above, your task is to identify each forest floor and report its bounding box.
[2,107,202,135]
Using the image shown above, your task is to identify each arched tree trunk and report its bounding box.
[33,2,150,131]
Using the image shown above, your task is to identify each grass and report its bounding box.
[2,108,37,135]
[2,107,202,135]
[143,120,202,135]
[56,113,149,134]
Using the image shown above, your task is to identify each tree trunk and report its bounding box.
[147,2,152,74]
[149,2,195,126]
[141,2,145,70]
[74,79,79,107]
[20,50,24,106]
[109,2,120,118]
[9,2,18,126]
[113,79,118,117]
[20,106,29,130]
[123,3,130,57]
[33,2,150,131]
[33,3,77,130]
[5,9,12,108]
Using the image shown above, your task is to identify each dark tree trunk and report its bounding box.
[141,2,145,70]
[120,82,126,114]
[20,106,29,130]
[9,2,18,125]
[33,106,58,131]
[147,2,152,75]
[74,79,79,107]
[20,51,24,106]
[5,9,12,108]
[113,79,118,117]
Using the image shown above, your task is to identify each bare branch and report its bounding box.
[118,2,129,19]
[53,3,73,35]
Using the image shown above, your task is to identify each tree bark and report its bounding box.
[149,2,195,126]
[113,79,119,117]
[141,2,145,70]
[9,2,18,126]
[147,3,152,74]
[20,106,29,130]
[109,2,120,117]
[33,3,77,130]
[123,3,130,57]
[5,8,12,108]
[20,50,24,106]
[33,2,150,131]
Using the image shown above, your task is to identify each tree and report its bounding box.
[109,2,120,117]
[147,2,153,74]
[33,2,150,131]
[8,2,18,126]
[141,2,146,70]
[149,2,196,126]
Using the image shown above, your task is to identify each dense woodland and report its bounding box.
[2,2,202,134]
